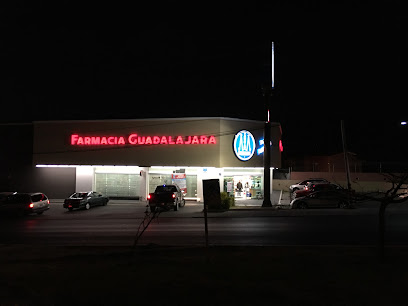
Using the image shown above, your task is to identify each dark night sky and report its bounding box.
[1,1,407,161]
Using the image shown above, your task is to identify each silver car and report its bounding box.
[289,178,329,193]
[0,192,50,216]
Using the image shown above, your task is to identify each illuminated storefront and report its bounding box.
[33,117,282,200]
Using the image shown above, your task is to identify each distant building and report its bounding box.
[285,152,362,173]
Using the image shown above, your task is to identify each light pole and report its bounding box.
[341,120,352,191]
[400,121,408,172]
[262,87,273,207]
[262,42,275,207]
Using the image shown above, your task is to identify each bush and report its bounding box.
[220,192,235,210]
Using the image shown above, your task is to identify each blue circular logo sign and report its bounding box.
[233,130,256,161]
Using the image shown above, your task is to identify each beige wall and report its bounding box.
[274,171,396,193]
[33,117,282,168]
[219,119,281,168]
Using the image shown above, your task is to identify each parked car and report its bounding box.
[294,182,343,198]
[148,184,185,212]
[0,192,50,216]
[63,191,109,211]
[289,178,330,193]
[290,190,350,209]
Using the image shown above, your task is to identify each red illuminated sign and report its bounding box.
[70,134,216,146]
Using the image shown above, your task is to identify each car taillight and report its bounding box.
[47,200,50,204]
[304,186,308,190]
[147,194,151,200]
[29,203,34,208]
[172,194,176,198]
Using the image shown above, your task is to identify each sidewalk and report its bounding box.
[233,190,291,207]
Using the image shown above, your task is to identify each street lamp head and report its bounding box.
[401,121,407,126]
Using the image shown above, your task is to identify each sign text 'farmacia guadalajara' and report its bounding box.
[70,134,217,146]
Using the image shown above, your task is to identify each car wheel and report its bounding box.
[36,211,44,215]
[181,199,185,207]
[291,189,298,200]
[103,199,108,206]
[298,202,308,209]
[174,201,179,211]
[339,201,349,209]
[150,206,156,213]
[85,202,91,210]
[68,207,74,211]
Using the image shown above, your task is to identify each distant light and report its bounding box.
[401,121,407,125]
[271,41,275,89]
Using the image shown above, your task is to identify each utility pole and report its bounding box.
[262,42,274,207]
[262,88,272,207]
[341,120,352,190]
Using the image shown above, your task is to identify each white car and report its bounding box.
[289,178,329,193]
[0,192,50,216]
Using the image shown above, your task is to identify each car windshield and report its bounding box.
[155,186,177,192]
[31,193,47,202]
[71,192,89,198]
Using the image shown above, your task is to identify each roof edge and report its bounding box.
[32,116,280,125]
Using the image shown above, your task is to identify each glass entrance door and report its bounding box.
[95,173,142,198]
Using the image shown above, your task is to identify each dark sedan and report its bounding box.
[290,190,350,209]
[63,191,109,211]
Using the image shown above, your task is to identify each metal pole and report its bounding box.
[204,204,209,247]
[262,41,274,207]
[262,125,272,206]
[203,203,209,263]
[262,94,272,207]
[341,120,352,190]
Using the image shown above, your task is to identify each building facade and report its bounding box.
[33,117,282,200]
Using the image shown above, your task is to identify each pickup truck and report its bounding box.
[147,184,185,212]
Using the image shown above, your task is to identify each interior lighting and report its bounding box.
[36,164,79,168]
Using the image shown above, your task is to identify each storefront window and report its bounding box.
[251,175,262,199]
[149,174,171,193]
[185,175,197,198]
[148,173,197,198]
[223,175,263,200]
[95,173,142,198]
[224,176,234,197]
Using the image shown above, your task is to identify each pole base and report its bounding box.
[262,199,272,207]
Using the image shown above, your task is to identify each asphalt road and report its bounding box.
[1,200,408,247]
